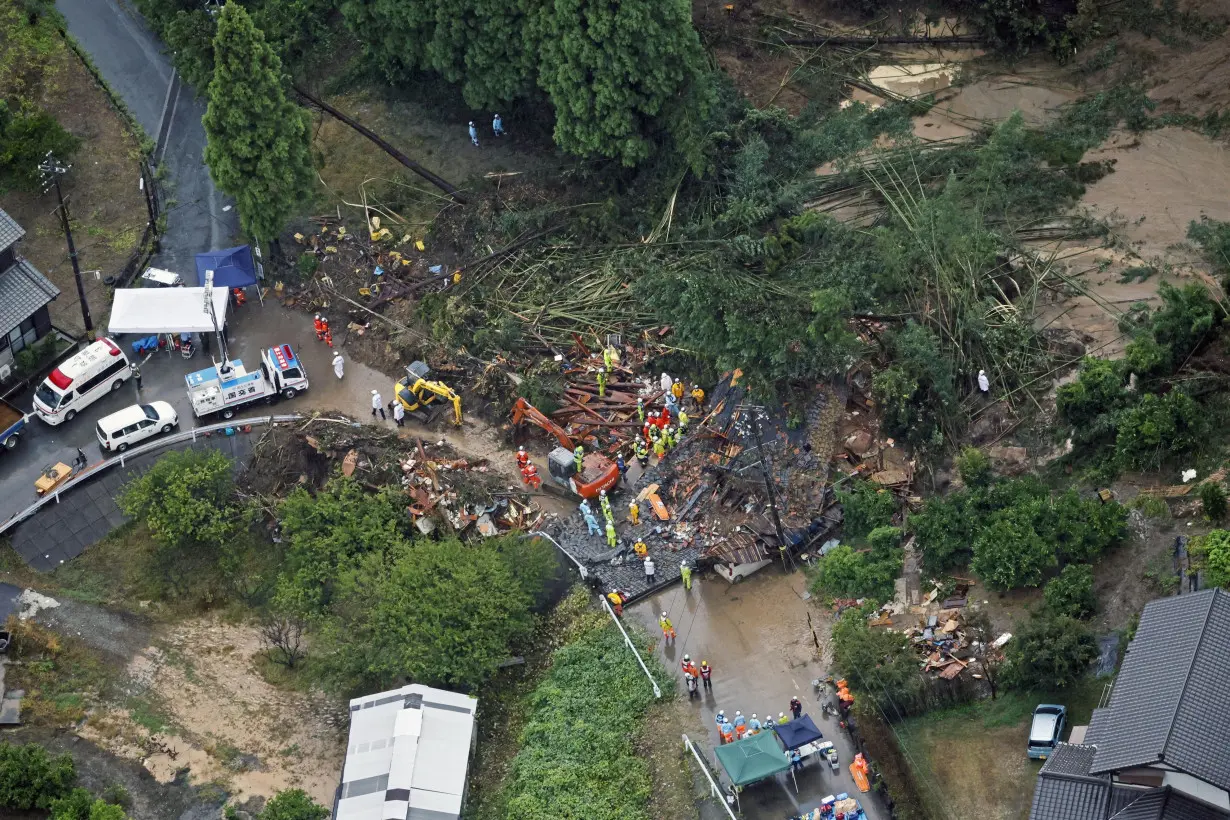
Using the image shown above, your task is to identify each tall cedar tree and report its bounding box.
[203,3,313,243]
[535,0,709,165]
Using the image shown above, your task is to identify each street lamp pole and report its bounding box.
[38,153,94,340]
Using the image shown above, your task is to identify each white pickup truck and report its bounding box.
[185,343,308,419]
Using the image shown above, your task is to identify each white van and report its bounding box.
[33,338,133,425]
[96,401,178,453]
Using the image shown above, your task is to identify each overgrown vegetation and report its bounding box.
[909,474,1126,588]
[810,526,903,603]
[0,742,129,819]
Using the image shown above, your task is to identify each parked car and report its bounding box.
[1028,704,1067,760]
[96,402,179,453]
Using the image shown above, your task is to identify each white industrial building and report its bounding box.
[334,684,478,820]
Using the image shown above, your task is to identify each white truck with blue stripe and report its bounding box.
[185,344,308,419]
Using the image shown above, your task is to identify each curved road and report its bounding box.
[56,0,238,282]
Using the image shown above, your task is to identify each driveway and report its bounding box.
[56,0,238,281]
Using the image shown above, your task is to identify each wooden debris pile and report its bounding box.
[864,581,995,682]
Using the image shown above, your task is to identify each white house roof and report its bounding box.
[335,684,478,820]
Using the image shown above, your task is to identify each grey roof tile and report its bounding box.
[1090,589,1230,790]
[0,208,25,250]
[1042,744,1099,778]
[1108,789,1230,820]
[1028,774,1112,820]
[0,258,60,336]
[1085,707,1112,746]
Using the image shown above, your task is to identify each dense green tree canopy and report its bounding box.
[259,789,328,820]
[1004,615,1097,690]
[203,2,314,243]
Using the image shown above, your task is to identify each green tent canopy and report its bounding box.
[714,730,791,786]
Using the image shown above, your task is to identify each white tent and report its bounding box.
[108,287,230,334]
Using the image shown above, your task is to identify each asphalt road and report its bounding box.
[56,0,238,283]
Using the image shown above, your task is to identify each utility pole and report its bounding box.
[742,405,795,572]
[39,153,94,340]
[138,160,159,250]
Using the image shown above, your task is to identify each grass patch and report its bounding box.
[125,695,175,736]
[49,522,165,610]
[895,679,1105,820]
[6,619,117,726]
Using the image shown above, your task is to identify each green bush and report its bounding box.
[1188,217,1230,280]
[12,333,63,379]
[0,742,76,811]
[1056,357,1128,443]
[831,609,922,710]
[0,102,81,192]
[1200,481,1228,522]
[1004,614,1097,690]
[1043,564,1096,619]
[1113,390,1204,472]
[500,623,668,819]
[1190,529,1230,589]
[971,507,1056,590]
[258,789,328,820]
[910,492,977,574]
[50,789,127,820]
[837,479,897,541]
[809,529,903,604]
[955,446,992,487]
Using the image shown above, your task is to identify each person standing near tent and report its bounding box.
[733,711,747,739]
[748,713,762,735]
[680,560,692,590]
[790,696,803,719]
[231,287,246,307]
[720,717,734,745]
[332,352,345,380]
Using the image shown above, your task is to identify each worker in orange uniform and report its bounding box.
[516,446,529,471]
[323,324,334,348]
[232,288,246,306]
[521,462,541,489]
[681,654,699,678]
[313,314,325,340]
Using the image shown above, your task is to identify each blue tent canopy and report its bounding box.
[195,245,257,288]
[773,714,823,750]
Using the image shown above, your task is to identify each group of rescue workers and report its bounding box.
[714,696,804,744]
[312,314,334,348]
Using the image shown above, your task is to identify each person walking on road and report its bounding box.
[371,390,386,420]
[699,660,712,691]
[733,711,747,739]
[790,696,803,720]
[644,555,656,585]
[493,114,505,137]
[680,561,692,590]
[468,121,479,146]
[392,401,405,427]
[332,352,345,380]
[658,611,675,642]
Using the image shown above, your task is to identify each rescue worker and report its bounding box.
[680,560,693,591]
[720,717,735,745]
[644,555,656,584]
[691,384,705,412]
[603,344,614,370]
[605,520,617,548]
[778,712,787,726]
[521,462,541,489]
[733,711,747,739]
[633,540,648,558]
[314,314,325,340]
[762,714,776,729]
[662,425,676,449]
[516,446,529,471]
[664,393,678,418]
[685,672,698,700]
[681,655,698,678]
[647,422,661,446]
[493,113,505,137]
[371,389,386,420]
[332,352,345,380]
[392,401,405,427]
[790,696,803,720]
[791,749,803,771]
[678,408,690,436]
[628,499,640,526]
[584,511,601,536]
[579,498,593,518]
[606,589,625,616]
[715,710,727,732]
[659,611,675,642]
[231,287,246,306]
[616,453,628,484]
[749,714,762,735]
[573,444,584,475]
[636,397,646,423]
[655,410,669,430]
[468,121,479,147]
[599,489,613,523]
[699,660,712,691]
[596,367,607,398]
[653,437,666,460]
[671,378,684,403]
[323,323,333,348]
[634,437,649,468]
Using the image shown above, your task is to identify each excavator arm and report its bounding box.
[417,380,463,426]
[512,397,574,450]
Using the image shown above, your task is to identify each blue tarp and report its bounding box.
[773,714,823,750]
[195,245,257,288]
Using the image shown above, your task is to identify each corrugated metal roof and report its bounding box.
[0,258,60,336]
[1090,589,1230,790]
[0,208,25,250]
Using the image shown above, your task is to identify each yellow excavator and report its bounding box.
[394,361,462,426]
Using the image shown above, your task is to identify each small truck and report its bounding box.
[186,343,308,420]
[0,397,27,450]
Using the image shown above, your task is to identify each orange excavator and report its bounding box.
[511,397,618,499]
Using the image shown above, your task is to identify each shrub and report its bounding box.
[1199,481,1227,523]
[0,102,81,191]
[837,479,897,541]
[1190,529,1230,589]
[1188,217,1230,280]
[295,252,319,278]
[1114,391,1204,471]
[1044,564,1096,619]
[809,535,903,604]
[955,446,992,487]
[911,492,977,574]
[831,609,922,710]
[0,742,76,811]
[1056,357,1128,441]
[1004,614,1098,690]
[259,789,328,820]
[971,507,1056,590]
[501,623,667,819]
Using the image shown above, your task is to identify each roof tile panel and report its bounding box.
[0,258,60,336]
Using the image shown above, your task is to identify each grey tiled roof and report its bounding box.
[1108,789,1230,820]
[0,258,60,336]
[1028,773,1115,820]
[1085,707,1112,745]
[1042,744,1099,778]
[1090,589,1230,790]
[0,208,24,250]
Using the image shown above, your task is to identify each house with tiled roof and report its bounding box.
[1029,588,1230,820]
[0,208,60,373]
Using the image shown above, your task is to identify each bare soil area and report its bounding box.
[0,34,146,334]
[80,616,347,808]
